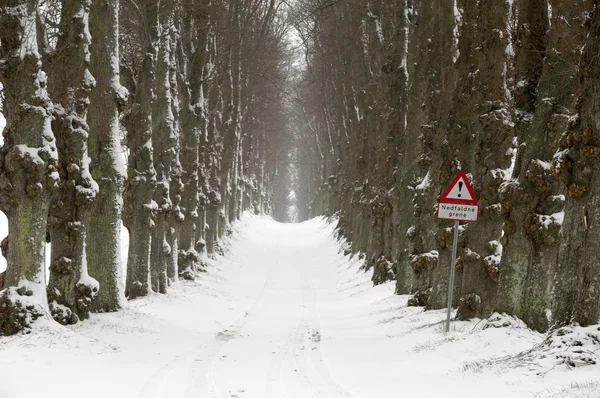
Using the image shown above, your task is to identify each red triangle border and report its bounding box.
[439,170,478,205]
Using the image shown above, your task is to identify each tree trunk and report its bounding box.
[123,0,159,298]
[47,0,99,324]
[85,0,127,312]
[166,23,184,282]
[498,0,587,331]
[553,5,600,327]
[150,6,177,293]
[177,0,211,276]
[0,0,59,334]
[451,0,513,322]
[494,0,549,327]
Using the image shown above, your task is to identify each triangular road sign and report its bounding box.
[440,170,478,205]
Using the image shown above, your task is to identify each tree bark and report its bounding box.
[123,0,159,298]
[47,0,99,324]
[177,0,211,276]
[450,0,514,322]
[0,0,59,334]
[553,5,600,327]
[150,5,178,293]
[85,0,127,312]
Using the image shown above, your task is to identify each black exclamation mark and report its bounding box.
[458,181,463,198]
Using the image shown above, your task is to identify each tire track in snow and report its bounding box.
[265,293,306,398]
[138,229,282,398]
[262,222,354,398]
[138,219,354,398]
[186,236,284,397]
[283,263,354,398]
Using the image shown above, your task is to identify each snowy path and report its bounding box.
[185,218,354,397]
[1,215,599,398]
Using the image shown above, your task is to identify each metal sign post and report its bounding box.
[445,220,459,333]
[437,170,478,333]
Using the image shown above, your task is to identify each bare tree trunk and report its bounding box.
[123,0,158,298]
[150,5,178,294]
[494,0,549,325]
[177,0,211,276]
[167,24,184,282]
[47,0,99,324]
[450,0,514,323]
[0,0,59,334]
[553,6,600,327]
[85,0,127,312]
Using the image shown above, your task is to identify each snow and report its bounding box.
[420,250,439,260]
[111,55,129,104]
[535,159,552,171]
[19,12,40,59]
[366,10,384,45]
[146,200,160,211]
[354,104,362,121]
[415,170,431,190]
[0,113,5,274]
[14,144,45,166]
[491,137,518,182]
[516,109,534,124]
[77,239,99,295]
[0,214,598,397]
[484,239,503,270]
[83,68,96,89]
[403,6,410,82]
[452,1,462,63]
[0,216,5,273]
[506,0,515,59]
[542,97,555,106]
[553,148,570,170]
[538,211,565,228]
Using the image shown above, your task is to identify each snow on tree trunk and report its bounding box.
[177,1,211,276]
[150,5,178,294]
[392,3,417,296]
[497,0,584,331]
[493,0,550,329]
[0,0,59,334]
[166,21,183,283]
[46,0,100,325]
[219,0,242,236]
[85,0,127,312]
[447,0,514,323]
[552,6,600,327]
[123,0,158,299]
[410,0,457,310]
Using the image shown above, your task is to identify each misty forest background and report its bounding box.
[0,0,599,336]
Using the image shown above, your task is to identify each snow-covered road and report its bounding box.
[1,215,598,398]
[185,218,353,397]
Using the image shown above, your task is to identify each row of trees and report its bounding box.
[293,0,600,331]
[0,0,291,335]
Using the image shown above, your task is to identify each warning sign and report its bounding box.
[438,171,479,332]
[439,171,478,205]
[437,171,478,222]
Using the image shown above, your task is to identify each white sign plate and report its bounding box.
[437,203,478,222]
